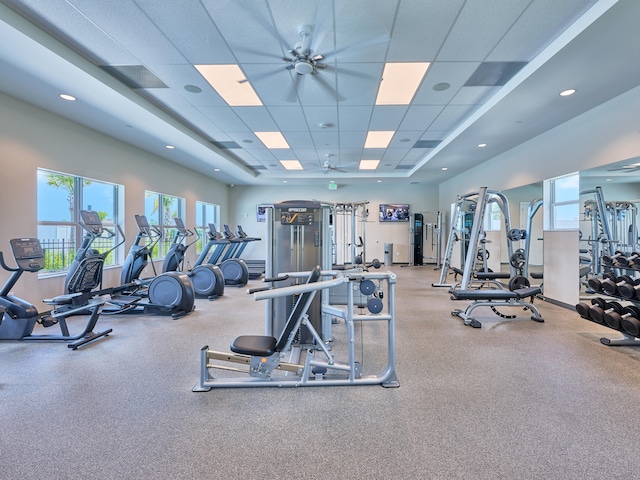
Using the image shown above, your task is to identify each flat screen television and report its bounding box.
[379,204,410,222]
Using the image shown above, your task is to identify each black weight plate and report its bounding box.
[508,275,530,291]
[575,302,591,319]
[588,278,603,292]
[621,317,640,337]
[604,311,622,330]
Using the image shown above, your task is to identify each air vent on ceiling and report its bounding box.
[395,165,414,170]
[413,140,442,149]
[100,65,167,89]
[210,140,242,149]
[464,62,527,87]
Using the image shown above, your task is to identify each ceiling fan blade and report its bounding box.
[243,2,292,53]
[323,64,379,81]
[239,67,283,84]
[232,45,284,62]
[321,33,389,62]
[311,72,344,102]
[285,74,302,103]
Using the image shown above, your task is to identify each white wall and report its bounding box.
[0,92,229,309]
[228,183,439,263]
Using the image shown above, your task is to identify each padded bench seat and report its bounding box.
[474,271,511,280]
[450,286,541,301]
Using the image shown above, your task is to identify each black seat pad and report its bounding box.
[474,272,510,279]
[451,289,518,300]
[451,286,541,301]
[230,335,277,356]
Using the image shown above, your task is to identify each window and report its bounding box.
[144,191,185,259]
[37,168,123,276]
[194,201,220,253]
[547,172,579,229]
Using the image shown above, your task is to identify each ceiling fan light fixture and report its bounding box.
[294,59,314,75]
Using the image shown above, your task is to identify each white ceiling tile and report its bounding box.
[386,0,465,61]
[340,131,367,149]
[429,105,474,131]
[338,106,373,131]
[413,62,481,105]
[437,0,532,61]
[487,0,599,62]
[398,106,444,131]
[233,106,279,131]
[303,106,339,131]
[369,106,409,131]
[285,131,315,149]
[268,106,308,131]
[199,107,249,132]
[449,86,499,106]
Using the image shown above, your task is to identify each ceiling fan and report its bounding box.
[607,163,640,173]
[317,154,355,174]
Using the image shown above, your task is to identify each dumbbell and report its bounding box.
[617,278,640,300]
[601,275,634,296]
[621,312,640,338]
[586,298,623,324]
[604,305,640,331]
[617,252,640,268]
[602,251,624,266]
[587,272,616,293]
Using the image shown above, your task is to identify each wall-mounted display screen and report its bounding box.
[379,204,410,222]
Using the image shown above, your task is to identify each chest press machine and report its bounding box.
[193,266,399,390]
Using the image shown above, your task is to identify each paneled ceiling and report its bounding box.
[0,0,637,186]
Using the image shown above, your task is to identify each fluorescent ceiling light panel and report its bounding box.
[194,64,262,106]
[279,160,303,170]
[255,131,290,149]
[359,160,380,170]
[365,131,395,149]
[375,62,430,105]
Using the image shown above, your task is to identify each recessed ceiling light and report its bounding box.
[377,180,382,183]
[605,178,612,181]
[559,88,576,97]
[441,167,448,171]
[283,180,288,183]
[59,94,76,101]
[184,84,202,93]
[165,145,175,149]
[214,168,220,172]
[195,64,262,106]
[433,82,451,91]
[256,131,290,149]
[478,143,487,148]
[399,138,411,143]
[279,160,303,170]
[375,62,431,105]
[365,131,395,149]
[359,160,380,170]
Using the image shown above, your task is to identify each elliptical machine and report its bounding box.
[162,218,224,300]
[0,237,111,349]
[65,211,195,319]
[194,224,249,287]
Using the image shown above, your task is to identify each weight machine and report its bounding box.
[409,212,442,267]
[434,187,518,289]
[193,266,399,390]
[581,186,639,276]
[331,201,369,267]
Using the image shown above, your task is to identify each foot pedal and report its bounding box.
[38,316,58,328]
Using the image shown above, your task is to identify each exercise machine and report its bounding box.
[193,266,399,390]
[235,225,264,279]
[435,187,519,289]
[193,223,249,287]
[65,210,195,319]
[0,237,110,349]
[162,218,224,300]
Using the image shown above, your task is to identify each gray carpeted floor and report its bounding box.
[2,266,640,479]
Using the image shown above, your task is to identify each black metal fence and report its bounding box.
[39,238,117,274]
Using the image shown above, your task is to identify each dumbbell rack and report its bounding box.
[577,254,640,346]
